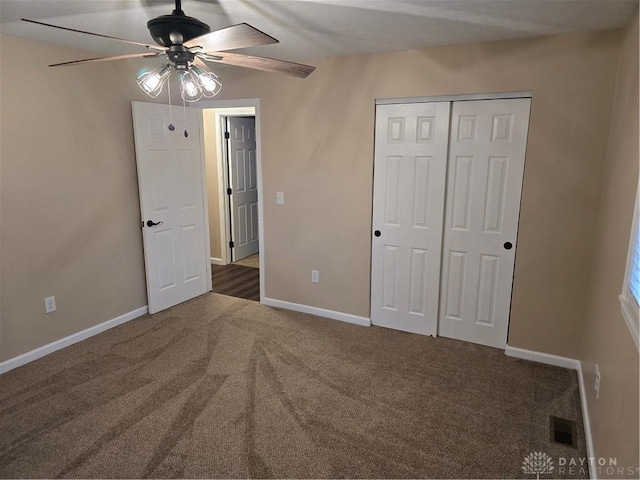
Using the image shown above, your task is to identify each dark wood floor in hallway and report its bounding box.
[211,263,260,301]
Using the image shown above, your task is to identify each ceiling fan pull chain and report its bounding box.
[182,86,189,138]
[167,73,175,132]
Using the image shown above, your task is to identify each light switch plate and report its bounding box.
[276,191,285,204]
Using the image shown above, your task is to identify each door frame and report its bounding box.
[213,108,256,265]
[199,98,265,301]
[370,91,533,342]
[376,91,533,106]
[199,110,213,294]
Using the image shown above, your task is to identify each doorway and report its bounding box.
[201,100,263,302]
[225,115,259,264]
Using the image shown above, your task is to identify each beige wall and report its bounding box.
[581,10,639,476]
[203,110,222,260]
[214,29,621,358]
[0,26,630,364]
[0,35,153,361]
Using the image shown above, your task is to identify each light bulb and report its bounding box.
[143,76,160,92]
[191,65,222,98]
[180,70,203,102]
[136,64,172,98]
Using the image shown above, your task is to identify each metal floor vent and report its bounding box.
[550,416,578,448]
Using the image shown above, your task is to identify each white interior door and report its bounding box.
[132,101,210,314]
[438,98,531,348]
[371,102,451,335]
[227,116,259,262]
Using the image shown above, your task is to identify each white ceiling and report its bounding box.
[0,0,637,64]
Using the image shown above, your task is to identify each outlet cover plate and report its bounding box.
[45,296,56,314]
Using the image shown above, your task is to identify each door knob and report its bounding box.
[374,230,381,237]
[146,220,164,227]
[503,242,513,250]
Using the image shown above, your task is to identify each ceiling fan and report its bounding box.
[22,0,316,101]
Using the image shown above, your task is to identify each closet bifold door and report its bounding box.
[370,102,451,336]
[438,98,531,348]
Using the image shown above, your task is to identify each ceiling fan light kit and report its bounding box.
[22,0,315,103]
[136,63,221,102]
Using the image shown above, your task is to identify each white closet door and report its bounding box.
[371,102,451,336]
[439,98,531,348]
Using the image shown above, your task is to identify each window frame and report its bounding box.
[619,186,640,350]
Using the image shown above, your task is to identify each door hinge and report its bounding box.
[229,241,234,248]
[224,131,230,139]
[226,187,232,195]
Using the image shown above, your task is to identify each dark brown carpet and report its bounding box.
[0,293,587,478]
[211,263,260,301]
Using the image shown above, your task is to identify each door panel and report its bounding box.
[483,157,508,232]
[444,250,466,320]
[451,156,474,229]
[438,98,531,348]
[228,116,259,261]
[132,101,209,314]
[371,102,451,336]
[408,248,428,314]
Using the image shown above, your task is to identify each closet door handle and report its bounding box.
[503,242,513,250]
[146,220,164,227]
[374,230,381,237]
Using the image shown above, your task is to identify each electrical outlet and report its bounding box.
[594,363,601,400]
[44,296,56,314]
[311,270,319,283]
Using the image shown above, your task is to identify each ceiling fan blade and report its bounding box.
[49,52,163,67]
[198,51,316,78]
[184,23,278,52]
[21,19,167,52]
[192,57,211,68]
[141,0,174,6]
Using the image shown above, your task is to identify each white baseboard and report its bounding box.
[505,345,580,369]
[210,257,224,265]
[505,345,595,479]
[576,361,596,477]
[262,297,371,327]
[0,306,148,375]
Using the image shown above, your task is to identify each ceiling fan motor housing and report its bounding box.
[166,46,195,69]
[147,13,211,47]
